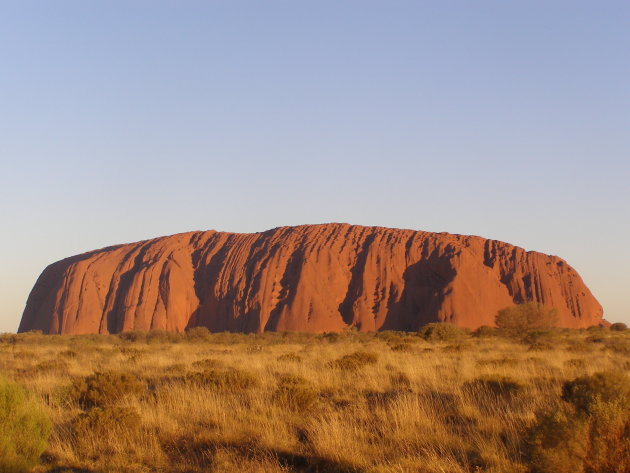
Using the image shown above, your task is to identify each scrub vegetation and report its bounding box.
[0,323,628,473]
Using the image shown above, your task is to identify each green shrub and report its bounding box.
[418,323,464,341]
[610,322,628,332]
[495,302,558,334]
[184,368,258,390]
[70,371,145,409]
[328,351,378,370]
[561,371,629,413]
[0,377,51,473]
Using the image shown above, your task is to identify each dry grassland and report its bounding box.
[0,327,628,473]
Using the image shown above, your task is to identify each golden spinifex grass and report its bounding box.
[0,327,628,473]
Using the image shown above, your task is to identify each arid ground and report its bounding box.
[1,326,628,473]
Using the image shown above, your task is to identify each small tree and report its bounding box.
[495,302,558,333]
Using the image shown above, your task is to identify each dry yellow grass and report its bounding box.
[0,327,628,473]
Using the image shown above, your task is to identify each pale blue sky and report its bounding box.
[1,1,628,332]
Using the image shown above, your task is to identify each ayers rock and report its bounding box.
[19,224,603,334]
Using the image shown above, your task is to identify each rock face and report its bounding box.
[19,224,603,334]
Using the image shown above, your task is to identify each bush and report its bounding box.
[272,374,319,411]
[72,406,141,437]
[561,371,629,413]
[185,326,211,340]
[0,377,51,473]
[276,353,303,363]
[464,375,524,400]
[146,329,181,344]
[184,368,258,390]
[610,322,628,332]
[495,302,558,334]
[33,359,69,374]
[526,410,589,473]
[70,371,145,409]
[523,330,560,350]
[328,351,378,370]
[586,325,608,334]
[118,331,147,343]
[192,358,223,370]
[389,342,413,352]
[527,373,630,473]
[473,325,499,338]
[418,323,464,341]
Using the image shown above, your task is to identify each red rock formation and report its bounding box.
[18,224,603,334]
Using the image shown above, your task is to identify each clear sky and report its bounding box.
[1,1,628,332]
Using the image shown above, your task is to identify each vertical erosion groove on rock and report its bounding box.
[18,224,603,334]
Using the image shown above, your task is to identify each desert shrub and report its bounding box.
[526,409,589,473]
[328,351,378,370]
[320,332,341,343]
[586,325,608,334]
[60,349,78,358]
[473,325,499,338]
[192,358,223,369]
[389,371,412,390]
[272,374,319,411]
[561,371,629,413]
[610,322,628,332]
[33,359,69,374]
[376,331,406,344]
[146,329,181,344]
[389,342,413,352]
[495,302,558,334]
[70,371,145,409]
[246,344,264,353]
[527,372,630,473]
[464,375,524,399]
[523,330,560,350]
[564,358,587,369]
[118,331,147,343]
[0,377,51,473]
[276,353,302,363]
[185,326,211,340]
[0,334,17,345]
[418,322,464,341]
[72,406,141,437]
[604,338,630,354]
[477,357,519,367]
[184,368,258,390]
[566,340,593,353]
